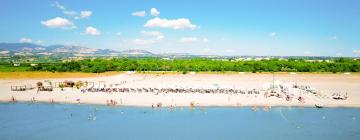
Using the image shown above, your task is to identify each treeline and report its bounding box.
[22,57,360,73]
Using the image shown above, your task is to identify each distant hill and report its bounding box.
[0,43,44,52]
[121,49,153,55]
[0,43,153,57]
[1,43,346,59]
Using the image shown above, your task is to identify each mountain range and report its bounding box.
[0,43,153,57]
[1,43,342,59]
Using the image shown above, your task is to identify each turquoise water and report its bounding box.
[0,103,359,140]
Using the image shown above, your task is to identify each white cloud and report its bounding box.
[132,11,146,17]
[353,50,360,54]
[179,37,198,43]
[150,8,160,16]
[85,26,101,35]
[179,37,208,43]
[132,31,164,45]
[330,36,338,40]
[79,11,92,18]
[18,38,43,45]
[116,32,122,36]
[53,1,92,20]
[53,1,77,16]
[203,38,209,43]
[54,1,65,10]
[41,17,75,29]
[132,38,160,45]
[35,40,44,45]
[63,10,77,16]
[141,31,163,37]
[268,32,277,37]
[144,17,198,30]
[19,38,33,43]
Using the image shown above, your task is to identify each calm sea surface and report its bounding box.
[0,103,359,140]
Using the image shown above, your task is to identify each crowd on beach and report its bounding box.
[81,87,261,95]
[8,78,349,108]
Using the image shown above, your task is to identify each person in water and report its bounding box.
[50,98,55,104]
[31,97,36,103]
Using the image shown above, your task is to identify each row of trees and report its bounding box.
[25,58,360,73]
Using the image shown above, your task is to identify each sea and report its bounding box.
[0,103,359,140]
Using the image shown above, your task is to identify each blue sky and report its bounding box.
[0,0,360,56]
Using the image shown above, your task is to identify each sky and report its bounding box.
[0,0,360,56]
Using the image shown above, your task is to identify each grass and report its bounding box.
[0,71,123,79]
[1,71,359,79]
[0,65,30,72]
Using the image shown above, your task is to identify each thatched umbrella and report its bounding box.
[36,82,43,88]
[75,81,84,89]
[63,80,75,87]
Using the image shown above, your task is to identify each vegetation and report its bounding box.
[0,57,360,73]
[75,81,83,89]
[59,83,64,91]
[0,72,121,79]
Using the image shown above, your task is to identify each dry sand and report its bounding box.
[1,72,359,107]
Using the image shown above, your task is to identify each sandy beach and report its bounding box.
[1,72,359,108]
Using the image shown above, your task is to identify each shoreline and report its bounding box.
[2,101,360,108]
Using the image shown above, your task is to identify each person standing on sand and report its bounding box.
[10,96,17,102]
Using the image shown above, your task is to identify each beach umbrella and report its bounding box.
[36,81,43,87]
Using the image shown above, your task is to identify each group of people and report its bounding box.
[332,93,348,100]
[264,83,313,103]
[10,86,27,91]
[106,99,118,106]
[80,87,261,95]
[293,84,317,94]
